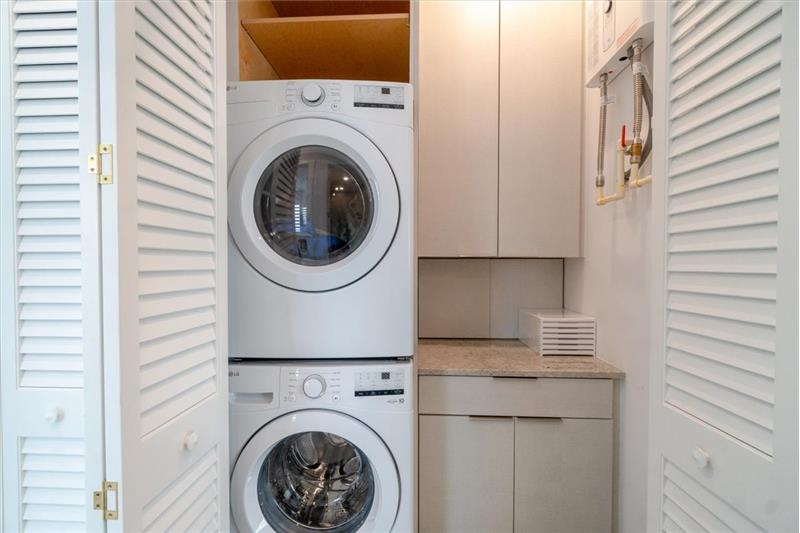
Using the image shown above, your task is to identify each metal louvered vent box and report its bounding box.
[518,309,596,356]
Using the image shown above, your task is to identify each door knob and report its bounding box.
[44,407,64,424]
[692,447,710,469]
[183,430,199,451]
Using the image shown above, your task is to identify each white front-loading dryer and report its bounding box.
[229,359,414,533]
[227,80,414,359]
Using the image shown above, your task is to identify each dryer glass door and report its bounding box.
[229,119,401,292]
[254,146,374,267]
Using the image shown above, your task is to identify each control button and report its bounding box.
[330,103,340,111]
[332,393,341,402]
[302,374,326,399]
[301,83,325,106]
[288,394,296,402]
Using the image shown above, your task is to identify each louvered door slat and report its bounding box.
[650,1,797,531]
[13,10,77,30]
[13,1,78,14]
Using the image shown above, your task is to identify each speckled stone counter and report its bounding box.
[417,339,624,379]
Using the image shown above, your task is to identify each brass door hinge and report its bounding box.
[88,143,113,184]
[93,480,119,520]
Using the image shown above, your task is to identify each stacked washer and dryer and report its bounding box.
[227,80,415,533]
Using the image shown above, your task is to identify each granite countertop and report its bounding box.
[417,339,625,379]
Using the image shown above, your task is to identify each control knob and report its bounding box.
[302,374,326,399]
[301,83,325,106]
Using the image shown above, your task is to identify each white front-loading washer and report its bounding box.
[227,80,414,359]
[229,359,414,533]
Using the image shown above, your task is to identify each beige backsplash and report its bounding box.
[418,258,563,338]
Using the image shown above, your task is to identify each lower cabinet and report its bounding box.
[419,415,514,533]
[514,418,612,533]
[418,376,614,533]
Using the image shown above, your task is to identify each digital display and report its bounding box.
[355,389,404,397]
[354,369,405,398]
[354,85,405,109]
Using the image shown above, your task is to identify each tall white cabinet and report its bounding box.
[1,1,228,530]
[417,0,581,258]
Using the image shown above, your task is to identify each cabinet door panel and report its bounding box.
[499,0,581,257]
[418,0,499,257]
[514,418,612,533]
[419,415,514,533]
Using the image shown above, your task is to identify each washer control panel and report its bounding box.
[279,361,411,409]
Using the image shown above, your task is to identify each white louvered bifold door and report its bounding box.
[648,1,798,531]
[1,1,105,531]
[97,1,228,531]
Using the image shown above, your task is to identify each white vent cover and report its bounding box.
[519,309,596,356]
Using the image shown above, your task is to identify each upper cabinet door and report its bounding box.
[498,0,581,257]
[98,1,228,530]
[418,0,499,257]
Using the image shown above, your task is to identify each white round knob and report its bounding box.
[692,447,710,469]
[303,375,326,399]
[44,407,64,424]
[183,430,199,451]
[301,84,324,105]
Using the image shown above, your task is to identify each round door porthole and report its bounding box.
[228,119,401,293]
[257,431,375,533]
[230,410,400,533]
[253,146,375,267]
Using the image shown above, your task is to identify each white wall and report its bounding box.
[564,45,654,533]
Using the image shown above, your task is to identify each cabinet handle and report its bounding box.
[516,416,563,421]
[467,415,512,421]
[491,376,538,380]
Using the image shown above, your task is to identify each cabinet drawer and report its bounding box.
[418,375,612,418]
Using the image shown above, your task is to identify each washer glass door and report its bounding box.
[258,431,374,532]
[229,119,400,292]
[231,410,399,533]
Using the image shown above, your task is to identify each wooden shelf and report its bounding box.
[271,1,409,18]
[242,13,410,83]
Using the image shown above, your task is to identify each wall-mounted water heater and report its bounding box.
[586,0,655,206]
[585,0,654,88]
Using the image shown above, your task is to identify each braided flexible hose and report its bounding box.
[631,39,644,164]
[596,74,608,188]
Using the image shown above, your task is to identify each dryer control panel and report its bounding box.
[227,79,413,128]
